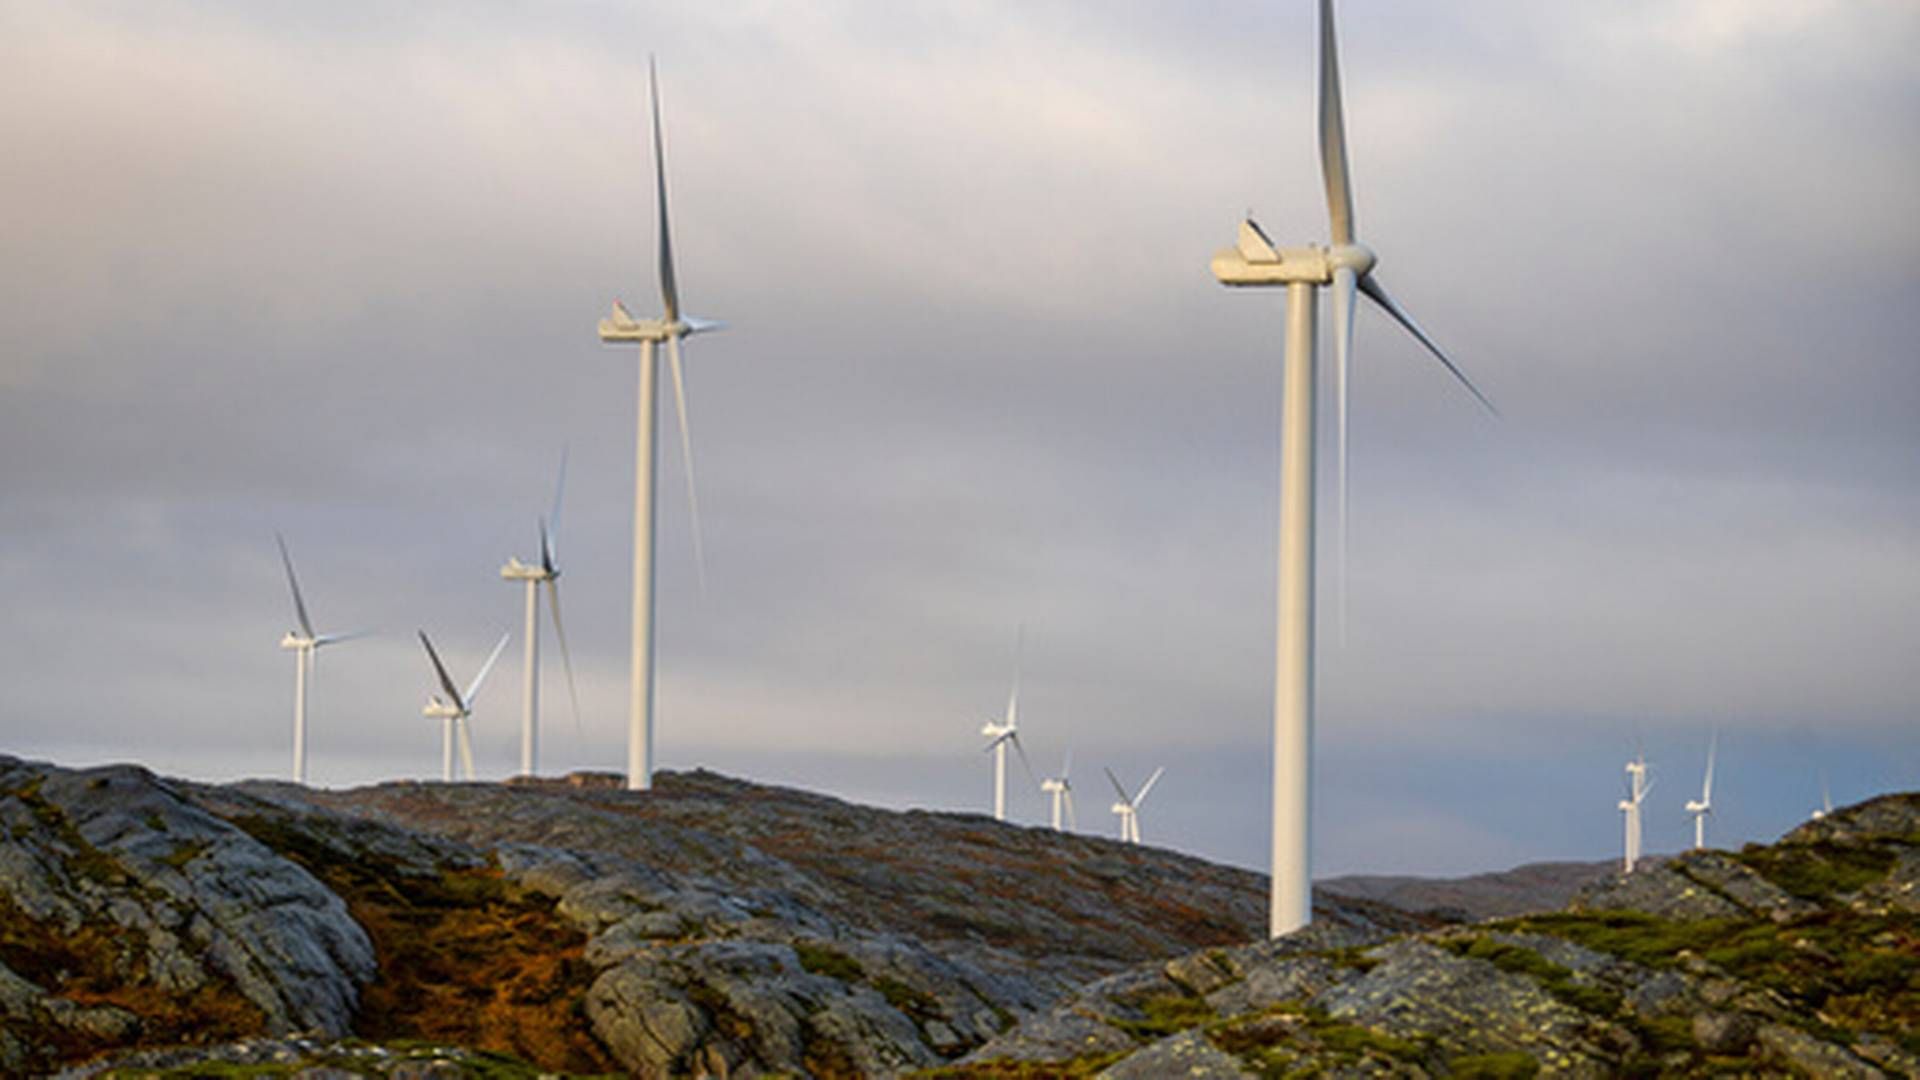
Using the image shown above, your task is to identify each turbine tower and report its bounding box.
[979,629,1034,821]
[1105,766,1164,845]
[598,57,723,791]
[499,450,583,778]
[1208,0,1496,936]
[1040,751,1076,832]
[1619,752,1650,873]
[274,533,358,786]
[1684,730,1717,850]
[418,630,511,782]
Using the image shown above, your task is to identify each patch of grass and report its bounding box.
[1312,1018,1422,1060]
[911,1050,1129,1078]
[793,941,865,982]
[157,839,212,872]
[1448,1051,1541,1079]
[1320,945,1382,973]
[1443,934,1623,1019]
[874,974,941,1023]
[1111,991,1216,1041]
[1733,841,1899,901]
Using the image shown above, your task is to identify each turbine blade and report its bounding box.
[1134,766,1165,807]
[1009,732,1040,789]
[1703,730,1718,802]
[1358,275,1499,417]
[545,579,584,734]
[1104,766,1130,804]
[547,444,569,569]
[419,631,463,708]
[1332,265,1357,641]
[650,56,679,322]
[275,533,315,640]
[665,335,708,594]
[1006,625,1025,729]
[464,632,512,706]
[458,715,477,781]
[1064,790,1077,831]
[1318,0,1356,246]
[1062,748,1072,781]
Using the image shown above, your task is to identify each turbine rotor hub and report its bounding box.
[1326,243,1377,276]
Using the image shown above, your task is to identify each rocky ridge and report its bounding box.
[948,793,1920,1078]
[1,756,1424,1076]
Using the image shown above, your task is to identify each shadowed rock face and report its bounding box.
[952,793,1920,1078]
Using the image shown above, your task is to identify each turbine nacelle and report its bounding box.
[981,720,1015,740]
[500,557,554,582]
[423,696,465,720]
[1685,798,1711,815]
[598,302,725,344]
[280,632,314,650]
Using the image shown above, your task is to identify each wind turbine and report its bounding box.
[1040,751,1076,832]
[979,629,1035,822]
[499,450,583,778]
[1105,766,1164,845]
[1684,730,1717,850]
[1208,0,1497,937]
[597,57,723,792]
[418,630,511,782]
[1618,752,1651,873]
[1811,771,1833,821]
[274,533,359,786]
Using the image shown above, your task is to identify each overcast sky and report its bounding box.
[3,1,1916,877]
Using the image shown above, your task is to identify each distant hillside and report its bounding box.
[1318,858,1623,922]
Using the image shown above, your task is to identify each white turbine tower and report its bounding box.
[598,57,723,792]
[1209,0,1497,937]
[499,451,583,779]
[1105,766,1164,845]
[418,631,511,782]
[1040,751,1076,832]
[1618,752,1651,873]
[979,630,1034,822]
[1684,731,1717,850]
[274,533,359,786]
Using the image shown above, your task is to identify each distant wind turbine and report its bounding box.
[1040,751,1076,832]
[1105,766,1164,845]
[1208,0,1497,937]
[1811,771,1833,821]
[1618,752,1651,873]
[418,631,511,782]
[274,533,360,786]
[598,57,724,792]
[499,449,583,778]
[1684,730,1717,850]
[979,629,1035,822]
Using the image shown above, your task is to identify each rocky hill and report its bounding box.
[0,756,1426,1077]
[4,754,1913,1077]
[948,793,1920,1078]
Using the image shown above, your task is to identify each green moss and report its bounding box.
[158,839,212,872]
[874,974,941,1022]
[1111,992,1216,1040]
[1444,934,1623,1019]
[1733,841,1898,900]
[910,1049,1129,1077]
[1320,945,1382,973]
[1448,1051,1541,1079]
[793,941,864,982]
[1312,1019,1421,1060]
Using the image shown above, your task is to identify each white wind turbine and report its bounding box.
[1618,752,1651,873]
[1105,766,1164,845]
[598,57,723,792]
[1040,751,1076,833]
[499,450,583,778]
[979,630,1035,822]
[1208,0,1497,937]
[274,533,360,786]
[1684,731,1717,850]
[418,630,511,783]
[1811,771,1833,821]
